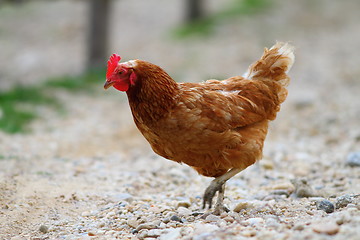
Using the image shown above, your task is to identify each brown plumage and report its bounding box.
[104,42,295,214]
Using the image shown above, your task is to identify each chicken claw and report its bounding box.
[203,179,225,209]
[202,168,242,215]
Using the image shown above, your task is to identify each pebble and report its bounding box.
[137,229,149,239]
[193,223,219,235]
[335,194,353,209]
[265,216,280,229]
[166,222,178,228]
[244,217,265,226]
[162,217,171,224]
[271,182,295,192]
[346,152,360,167]
[136,223,158,231]
[346,203,357,209]
[291,179,318,198]
[316,200,335,213]
[81,211,91,217]
[106,211,116,218]
[159,228,182,240]
[191,212,204,217]
[177,201,191,208]
[233,201,254,213]
[10,237,26,240]
[293,97,314,109]
[97,221,105,228]
[148,206,163,214]
[170,215,183,223]
[97,229,106,235]
[159,222,167,229]
[177,206,192,216]
[39,225,48,233]
[205,214,221,223]
[260,159,274,170]
[147,229,161,238]
[223,216,235,223]
[241,230,257,237]
[127,218,139,228]
[312,222,340,235]
[336,212,352,225]
[270,189,291,197]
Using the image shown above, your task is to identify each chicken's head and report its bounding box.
[104,54,137,92]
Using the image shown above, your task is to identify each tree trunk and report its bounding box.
[185,0,204,23]
[87,0,110,70]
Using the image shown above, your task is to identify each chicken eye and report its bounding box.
[119,71,123,75]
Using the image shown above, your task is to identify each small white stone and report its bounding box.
[205,214,221,223]
[159,222,167,229]
[244,217,265,226]
[177,206,192,216]
[159,228,181,240]
[136,223,158,231]
[81,211,91,217]
[312,222,340,235]
[193,223,219,235]
[127,218,139,228]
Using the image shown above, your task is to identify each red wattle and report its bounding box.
[114,82,129,92]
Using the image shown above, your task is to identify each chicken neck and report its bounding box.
[126,68,179,124]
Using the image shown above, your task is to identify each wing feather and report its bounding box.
[175,77,281,132]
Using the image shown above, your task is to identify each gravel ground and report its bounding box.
[1,0,360,239]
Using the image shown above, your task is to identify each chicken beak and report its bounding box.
[104,81,115,90]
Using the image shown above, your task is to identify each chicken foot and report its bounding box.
[202,168,242,215]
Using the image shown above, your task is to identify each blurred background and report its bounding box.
[1,1,360,238]
[0,0,359,134]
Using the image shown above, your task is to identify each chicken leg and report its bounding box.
[203,168,242,215]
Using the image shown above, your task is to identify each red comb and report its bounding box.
[106,54,121,79]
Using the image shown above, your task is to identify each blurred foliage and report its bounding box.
[44,69,105,91]
[0,69,105,134]
[0,0,24,5]
[174,0,272,38]
[0,85,55,133]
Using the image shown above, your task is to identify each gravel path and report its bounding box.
[1,0,360,239]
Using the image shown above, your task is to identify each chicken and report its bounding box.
[104,42,295,214]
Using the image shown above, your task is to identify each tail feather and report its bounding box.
[243,42,295,86]
[243,42,295,103]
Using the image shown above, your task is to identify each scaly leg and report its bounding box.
[202,168,242,214]
[212,184,227,215]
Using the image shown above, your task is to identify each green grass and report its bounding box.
[173,0,272,38]
[0,69,105,134]
[220,0,272,17]
[0,85,54,133]
[44,69,105,91]
[173,17,216,38]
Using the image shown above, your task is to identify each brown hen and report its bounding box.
[104,42,295,214]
